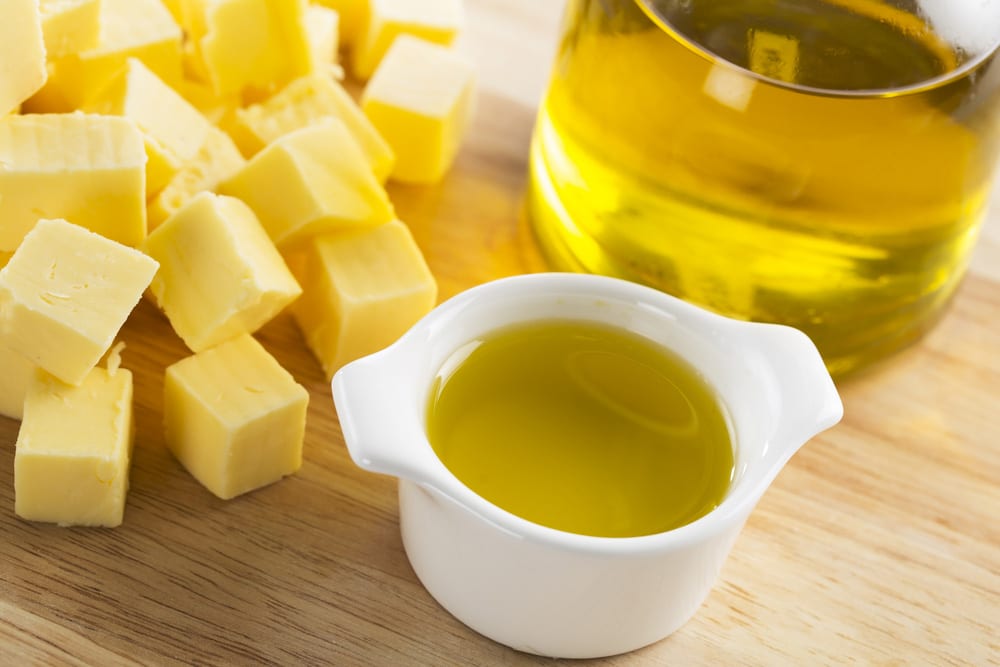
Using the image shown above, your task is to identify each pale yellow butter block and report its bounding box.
[0,0,48,116]
[221,119,394,248]
[306,4,340,71]
[350,0,461,81]
[39,0,101,58]
[148,126,246,229]
[0,219,159,386]
[362,36,475,184]
[84,59,215,197]
[24,0,182,113]
[164,334,308,500]
[315,0,366,47]
[0,343,34,421]
[291,219,436,378]
[0,114,148,251]
[15,365,134,527]
[228,72,394,182]
[184,0,312,100]
[143,192,301,352]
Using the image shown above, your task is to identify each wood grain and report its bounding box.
[2,2,999,664]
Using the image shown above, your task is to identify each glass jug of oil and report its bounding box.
[526,0,1000,377]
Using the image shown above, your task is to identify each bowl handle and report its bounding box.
[332,351,434,485]
[747,323,844,459]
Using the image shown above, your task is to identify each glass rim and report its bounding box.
[635,0,1000,99]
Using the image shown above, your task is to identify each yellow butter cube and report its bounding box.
[306,4,340,71]
[164,334,309,500]
[15,365,135,527]
[315,0,366,47]
[291,219,436,378]
[84,59,215,197]
[362,36,475,184]
[350,0,462,81]
[0,219,158,386]
[0,0,47,116]
[24,0,182,113]
[148,126,247,229]
[0,114,148,251]
[143,193,301,352]
[0,343,34,421]
[227,72,394,181]
[183,0,312,100]
[39,0,101,58]
[221,119,394,248]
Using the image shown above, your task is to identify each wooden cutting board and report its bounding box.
[2,2,997,664]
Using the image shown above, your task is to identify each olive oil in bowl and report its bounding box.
[425,319,734,538]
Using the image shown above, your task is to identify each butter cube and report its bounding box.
[39,0,101,58]
[84,59,215,196]
[148,126,246,229]
[183,0,312,100]
[350,0,462,81]
[24,0,182,113]
[315,0,366,47]
[221,119,394,248]
[15,365,135,527]
[143,193,301,352]
[227,72,394,181]
[306,4,340,71]
[164,334,309,500]
[291,219,436,378]
[0,0,48,116]
[0,114,148,251]
[0,343,34,421]
[0,219,159,386]
[362,36,475,184]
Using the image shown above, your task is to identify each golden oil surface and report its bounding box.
[528,0,1000,377]
[425,320,734,538]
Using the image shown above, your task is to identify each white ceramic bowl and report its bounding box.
[333,273,842,658]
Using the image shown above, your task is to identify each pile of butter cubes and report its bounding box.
[0,0,475,527]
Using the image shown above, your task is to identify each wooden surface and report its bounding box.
[3,2,999,664]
